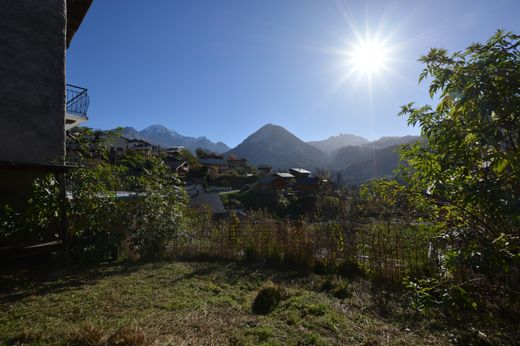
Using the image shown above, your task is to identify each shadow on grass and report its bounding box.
[0,254,143,305]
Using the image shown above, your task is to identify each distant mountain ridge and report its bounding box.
[119,125,230,153]
[307,133,369,155]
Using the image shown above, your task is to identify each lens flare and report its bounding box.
[350,39,388,74]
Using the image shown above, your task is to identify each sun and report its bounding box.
[349,38,389,75]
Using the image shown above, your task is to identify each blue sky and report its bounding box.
[67,0,519,147]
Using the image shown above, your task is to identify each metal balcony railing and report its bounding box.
[66,84,89,118]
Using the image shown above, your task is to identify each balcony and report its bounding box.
[65,84,89,131]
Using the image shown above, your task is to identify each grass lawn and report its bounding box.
[0,260,507,345]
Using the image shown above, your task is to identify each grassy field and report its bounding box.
[0,260,507,345]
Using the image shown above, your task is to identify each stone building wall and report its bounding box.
[0,0,67,165]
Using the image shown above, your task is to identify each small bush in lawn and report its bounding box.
[319,276,337,291]
[106,326,147,346]
[252,285,287,315]
[68,323,104,346]
[333,283,350,299]
[319,276,350,299]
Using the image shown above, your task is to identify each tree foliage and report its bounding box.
[125,159,188,260]
[2,128,188,262]
[399,30,520,287]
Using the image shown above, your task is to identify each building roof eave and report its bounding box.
[66,0,93,48]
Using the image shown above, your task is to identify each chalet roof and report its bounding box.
[190,193,226,214]
[290,168,311,175]
[166,146,184,152]
[275,172,295,179]
[185,184,204,198]
[66,0,93,48]
[167,159,188,170]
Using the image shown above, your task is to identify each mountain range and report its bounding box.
[225,124,420,183]
[307,133,369,156]
[118,125,230,153]
[113,123,420,184]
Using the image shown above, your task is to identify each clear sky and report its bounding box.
[67,0,519,147]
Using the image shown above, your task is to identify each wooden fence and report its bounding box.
[170,212,442,282]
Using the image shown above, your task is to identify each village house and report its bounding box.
[1,0,92,165]
[165,147,185,160]
[294,176,322,193]
[198,158,229,177]
[257,164,273,176]
[254,175,290,191]
[0,0,93,255]
[227,158,248,170]
[289,168,311,178]
[126,139,158,156]
[190,193,226,216]
[165,159,190,177]
[1,0,93,203]
[275,172,295,181]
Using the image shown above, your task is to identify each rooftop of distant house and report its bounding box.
[290,168,311,175]
[190,193,226,214]
[275,172,295,179]
[167,159,188,170]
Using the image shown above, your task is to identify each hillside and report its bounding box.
[338,144,403,184]
[226,124,328,170]
[331,136,422,184]
[307,134,369,156]
[363,135,421,149]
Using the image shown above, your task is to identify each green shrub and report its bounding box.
[68,163,124,262]
[252,285,287,315]
[333,283,350,299]
[125,159,188,260]
[319,276,350,299]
